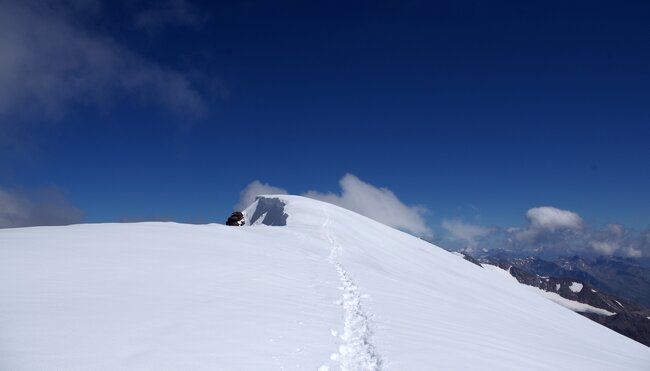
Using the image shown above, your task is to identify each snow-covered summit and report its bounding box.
[1,195,649,370]
[241,194,363,228]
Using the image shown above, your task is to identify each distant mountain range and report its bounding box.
[470,251,650,347]
[478,252,650,307]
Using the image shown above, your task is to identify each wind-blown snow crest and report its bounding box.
[243,196,288,226]
[1,195,649,370]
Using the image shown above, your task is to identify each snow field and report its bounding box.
[322,203,381,371]
[1,195,649,370]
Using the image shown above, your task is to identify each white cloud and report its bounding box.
[590,241,619,255]
[605,224,626,237]
[442,219,492,248]
[622,246,642,258]
[512,206,583,243]
[0,186,83,228]
[526,207,583,232]
[0,0,211,148]
[234,181,288,211]
[504,208,648,258]
[304,174,432,237]
[590,240,644,258]
[587,224,646,258]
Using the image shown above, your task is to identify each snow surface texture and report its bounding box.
[1,195,649,370]
[322,203,381,371]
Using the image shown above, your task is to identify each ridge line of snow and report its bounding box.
[323,204,382,371]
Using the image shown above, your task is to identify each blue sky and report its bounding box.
[1,1,649,256]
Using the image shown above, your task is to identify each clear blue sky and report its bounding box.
[1,0,649,238]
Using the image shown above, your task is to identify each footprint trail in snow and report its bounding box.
[322,205,382,371]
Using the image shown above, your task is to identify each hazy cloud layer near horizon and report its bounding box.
[444,206,649,258]
[0,186,83,228]
[442,219,493,249]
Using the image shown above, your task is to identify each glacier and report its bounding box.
[1,195,648,370]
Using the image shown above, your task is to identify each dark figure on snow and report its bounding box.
[226,211,245,226]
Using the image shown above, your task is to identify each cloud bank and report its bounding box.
[506,207,646,258]
[304,174,432,237]
[513,206,584,243]
[234,180,288,211]
[442,219,492,248]
[442,205,648,258]
[0,0,211,148]
[0,186,83,228]
[588,224,644,258]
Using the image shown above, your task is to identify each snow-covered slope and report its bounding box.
[1,195,648,370]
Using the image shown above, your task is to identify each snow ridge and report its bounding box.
[323,205,381,371]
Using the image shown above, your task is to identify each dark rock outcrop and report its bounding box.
[226,211,245,226]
